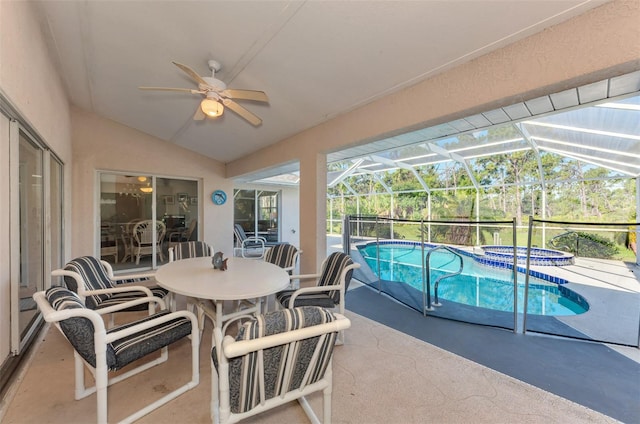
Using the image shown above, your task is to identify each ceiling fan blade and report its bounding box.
[223,99,262,126]
[139,86,203,94]
[172,61,209,86]
[193,105,206,121]
[222,89,269,103]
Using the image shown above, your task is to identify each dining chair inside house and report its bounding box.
[132,219,166,264]
[233,224,283,258]
[167,218,197,252]
[120,218,143,263]
[275,252,359,344]
[52,256,168,325]
[100,222,118,263]
[33,286,199,424]
[210,306,351,424]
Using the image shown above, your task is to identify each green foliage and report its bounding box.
[548,231,619,259]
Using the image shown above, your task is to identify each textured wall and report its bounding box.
[71,107,233,258]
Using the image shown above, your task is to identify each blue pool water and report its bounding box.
[357,242,588,316]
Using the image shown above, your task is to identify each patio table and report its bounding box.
[155,256,289,333]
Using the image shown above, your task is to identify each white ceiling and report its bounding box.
[33,0,608,164]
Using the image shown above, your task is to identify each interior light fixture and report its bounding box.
[137,176,147,182]
[201,98,224,117]
[140,185,153,193]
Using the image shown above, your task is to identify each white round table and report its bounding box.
[155,256,290,331]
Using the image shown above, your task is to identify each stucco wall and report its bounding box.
[71,107,233,258]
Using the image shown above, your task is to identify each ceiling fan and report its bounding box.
[139,60,269,126]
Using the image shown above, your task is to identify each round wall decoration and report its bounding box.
[211,190,227,205]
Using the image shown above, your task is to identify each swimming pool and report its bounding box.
[357,241,589,316]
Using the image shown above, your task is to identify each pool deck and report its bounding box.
[531,256,640,349]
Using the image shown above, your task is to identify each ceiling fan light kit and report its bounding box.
[201,98,224,117]
[139,59,268,126]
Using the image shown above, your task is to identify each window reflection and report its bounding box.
[99,173,198,271]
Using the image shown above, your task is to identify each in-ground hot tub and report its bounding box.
[480,246,574,266]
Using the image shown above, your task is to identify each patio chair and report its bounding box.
[211,306,351,424]
[233,224,283,258]
[33,287,199,424]
[254,243,301,312]
[168,241,214,323]
[275,252,359,344]
[264,243,301,276]
[52,256,168,323]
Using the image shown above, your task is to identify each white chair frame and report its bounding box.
[211,313,351,424]
[281,258,360,344]
[132,219,166,264]
[264,246,302,275]
[233,224,267,258]
[33,292,200,424]
[52,260,159,323]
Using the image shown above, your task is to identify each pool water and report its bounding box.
[358,243,588,316]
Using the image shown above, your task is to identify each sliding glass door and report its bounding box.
[234,189,280,242]
[17,132,44,343]
[99,173,198,271]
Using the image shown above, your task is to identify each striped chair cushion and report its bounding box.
[108,312,192,371]
[46,286,116,368]
[275,290,336,309]
[275,252,354,309]
[172,241,212,260]
[63,256,167,310]
[264,244,298,274]
[63,256,115,307]
[45,286,191,371]
[212,306,338,414]
[317,252,355,303]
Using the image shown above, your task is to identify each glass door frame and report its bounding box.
[9,121,48,354]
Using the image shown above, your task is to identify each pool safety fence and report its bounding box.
[342,215,640,348]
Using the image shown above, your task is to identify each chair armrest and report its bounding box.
[241,238,265,258]
[93,295,166,315]
[82,286,167,311]
[287,284,342,307]
[105,309,199,344]
[111,271,156,283]
[102,259,156,281]
[242,238,265,248]
[167,230,184,242]
[84,285,154,297]
[222,314,351,358]
[288,273,321,281]
[33,291,106,330]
